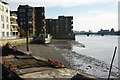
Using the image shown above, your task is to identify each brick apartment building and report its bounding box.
[17,5,35,35]
[34,7,46,37]
[17,5,45,37]
[46,19,59,37]
[46,16,74,39]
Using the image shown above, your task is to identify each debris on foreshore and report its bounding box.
[1,43,102,80]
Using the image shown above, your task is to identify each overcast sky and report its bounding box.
[4,0,119,32]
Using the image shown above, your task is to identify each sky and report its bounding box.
[4,0,119,32]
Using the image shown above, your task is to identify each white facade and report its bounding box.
[0,1,10,40]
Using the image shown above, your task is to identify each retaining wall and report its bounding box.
[0,38,32,46]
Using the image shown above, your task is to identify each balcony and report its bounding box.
[11,28,18,32]
[11,22,18,26]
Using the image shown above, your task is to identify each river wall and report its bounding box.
[0,38,32,46]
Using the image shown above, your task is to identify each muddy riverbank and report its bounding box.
[17,39,119,78]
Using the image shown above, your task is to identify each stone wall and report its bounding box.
[0,38,32,46]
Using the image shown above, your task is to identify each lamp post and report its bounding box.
[26,29,29,51]
[26,21,32,51]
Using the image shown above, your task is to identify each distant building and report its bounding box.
[10,11,19,38]
[58,16,73,36]
[0,0,10,40]
[46,16,74,39]
[34,7,45,37]
[17,5,45,37]
[98,29,110,36]
[98,29,109,34]
[46,19,59,36]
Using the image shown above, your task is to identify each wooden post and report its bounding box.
[108,47,117,80]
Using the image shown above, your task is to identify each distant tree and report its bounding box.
[88,30,92,33]
[19,28,26,37]
[111,28,114,33]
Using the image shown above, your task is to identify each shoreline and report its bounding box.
[17,39,119,78]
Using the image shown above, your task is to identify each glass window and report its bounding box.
[6,16,8,22]
[20,18,23,20]
[20,14,23,17]
[20,9,25,12]
[20,14,25,17]
[7,32,9,37]
[7,24,9,29]
[1,23,4,28]
[23,22,26,24]
[20,22,23,26]
[30,18,32,20]
[2,6,4,11]
[1,15,4,21]
[29,9,32,12]
[2,32,5,37]
[23,9,25,12]
[28,13,32,16]
[20,9,22,12]
[5,8,8,13]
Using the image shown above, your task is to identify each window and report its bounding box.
[2,6,4,11]
[29,9,32,12]
[20,18,23,20]
[20,14,23,17]
[28,13,32,16]
[7,32,9,37]
[2,32,5,37]
[5,8,8,13]
[23,22,26,24]
[21,18,25,20]
[20,9,22,12]
[7,24,9,29]
[6,16,8,22]
[20,22,23,26]
[1,23,4,28]
[23,9,25,12]
[1,15,4,21]
[20,9,25,12]
[20,14,25,17]
[10,32,13,35]
[30,18,32,20]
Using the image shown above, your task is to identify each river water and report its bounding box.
[73,35,119,67]
[51,35,119,78]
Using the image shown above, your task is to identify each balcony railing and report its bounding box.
[11,28,18,32]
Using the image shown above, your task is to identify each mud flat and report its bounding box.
[49,39,119,79]
[17,39,119,79]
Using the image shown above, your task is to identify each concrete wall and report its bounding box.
[0,38,32,46]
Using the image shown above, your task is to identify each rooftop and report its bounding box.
[0,0,8,5]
